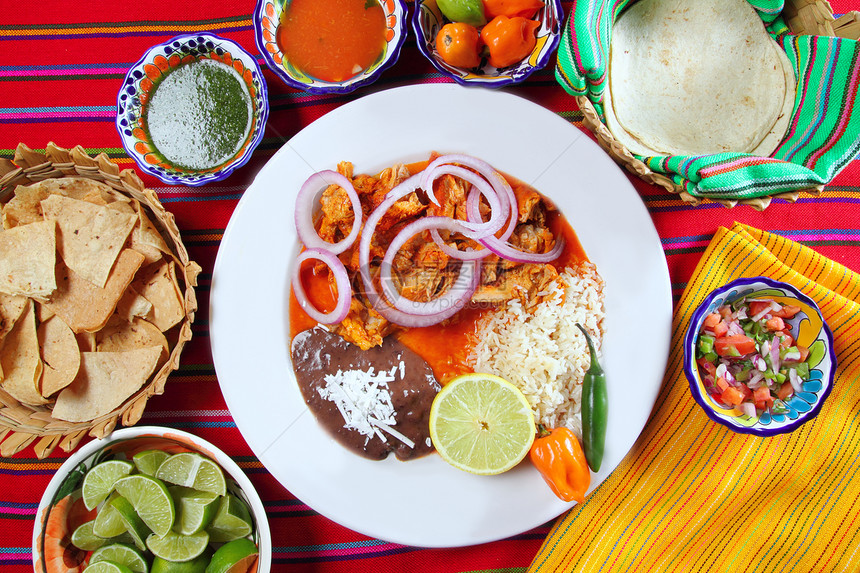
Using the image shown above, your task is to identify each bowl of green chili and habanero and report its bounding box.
[116,33,268,187]
[254,0,407,95]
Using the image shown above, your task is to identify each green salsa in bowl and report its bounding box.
[117,34,268,186]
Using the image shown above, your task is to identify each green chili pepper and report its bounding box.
[576,323,607,472]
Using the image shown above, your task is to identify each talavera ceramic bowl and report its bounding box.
[116,33,269,186]
[683,277,836,436]
[33,426,271,573]
[412,0,563,87]
[254,0,408,94]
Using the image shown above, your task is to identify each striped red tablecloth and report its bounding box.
[2,1,859,571]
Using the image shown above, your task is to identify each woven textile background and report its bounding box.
[2,1,860,571]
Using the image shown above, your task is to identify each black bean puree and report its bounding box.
[290,327,440,461]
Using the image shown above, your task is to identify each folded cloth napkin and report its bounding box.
[529,223,860,572]
[555,0,860,201]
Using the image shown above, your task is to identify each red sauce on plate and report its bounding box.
[276,0,387,83]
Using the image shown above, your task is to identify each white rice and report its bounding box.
[467,262,606,437]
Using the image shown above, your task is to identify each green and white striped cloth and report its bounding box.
[556,0,860,201]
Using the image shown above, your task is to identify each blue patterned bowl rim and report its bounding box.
[115,32,269,187]
[682,276,837,436]
[411,0,563,88]
[252,0,408,95]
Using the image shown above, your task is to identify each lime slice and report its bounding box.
[436,0,487,26]
[82,460,135,510]
[84,562,134,573]
[109,495,153,551]
[90,543,149,573]
[146,530,209,563]
[204,538,258,573]
[151,550,212,573]
[155,453,227,496]
[429,373,536,475]
[71,520,108,551]
[170,486,220,535]
[133,450,171,476]
[94,493,129,538]
[205,495,252,543]
[113,474,176,537]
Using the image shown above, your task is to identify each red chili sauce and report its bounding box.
[276,0,387,83]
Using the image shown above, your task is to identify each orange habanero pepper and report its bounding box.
[436,22,482,69]
[480,15,540,68]
[529,425,591,503]
[482,0,544,19]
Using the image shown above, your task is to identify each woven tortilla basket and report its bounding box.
[0,142,202,459]
[577,0,860,210]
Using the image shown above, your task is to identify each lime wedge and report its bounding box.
[204,538,258,573]
[71,520,108,551]
[90,543,149,573]
[84,562,134,573]
[82,460,135,510]
[94,493,129,538]
[133,450,171,476]
[113,474,175,537]
[109,495,153,551]
[146,530,209,563]
[155,453,227,496]
[429,373,536,475]
[170,486,220,535]
[151,551,212,573]
[205,495,252,543]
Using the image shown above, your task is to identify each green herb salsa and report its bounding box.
[145,59,252,171]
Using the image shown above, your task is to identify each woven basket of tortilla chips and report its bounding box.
[0,142,201,459]
[571,0,860,210]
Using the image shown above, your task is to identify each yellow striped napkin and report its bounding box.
[529,223,860,572]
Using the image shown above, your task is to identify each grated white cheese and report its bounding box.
[317,366,414,448]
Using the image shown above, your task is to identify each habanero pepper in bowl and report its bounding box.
[412,0,562,87]
[683,277,836,436]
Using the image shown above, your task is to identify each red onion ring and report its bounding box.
[295,170,362,255]
[378,217,480,316]
[291,248,352,324]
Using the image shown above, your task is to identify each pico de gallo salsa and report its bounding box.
[695,297,811,419]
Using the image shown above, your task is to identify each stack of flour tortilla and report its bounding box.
[605,0,796,157]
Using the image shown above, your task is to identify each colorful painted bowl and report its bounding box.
[116,33,268,187]
[254,0,407,94]
[683,277,836,436]
[412,0,563,87]
[33,426,271,573]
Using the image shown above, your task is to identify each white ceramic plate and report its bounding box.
[210,84,672,548]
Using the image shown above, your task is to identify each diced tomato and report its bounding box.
[773,305,801,319]
[712,321,729,337]
[777,332,795,348]
[753,386,774,410]
[697,357,717,376]
[714,335,757,357]
[716,377,729,391]
[703,313,721,328]
[748,301,773,318]
[765,317,785,332]
[720,386,745,406]
[777,381,794,400]
[739,385,753,401]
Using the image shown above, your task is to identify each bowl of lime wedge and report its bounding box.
[33,426,270,573]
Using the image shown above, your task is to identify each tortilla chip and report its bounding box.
[35,302,55,323]
[44,249,145,333]
[2,185,49,229]
[51,346,162,422]
[134,260,185,332]
[134,204,172,263]
[0,294,28,341]
[76,331,96,352]
[41,194,137,288]
[116,286,154,322]
[0,219,57,298]
[38,315,81,397]
[97,316,169,370]
[0,300,48,405]
[29,177,117,202]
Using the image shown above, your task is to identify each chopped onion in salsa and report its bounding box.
[695,297,811,418]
